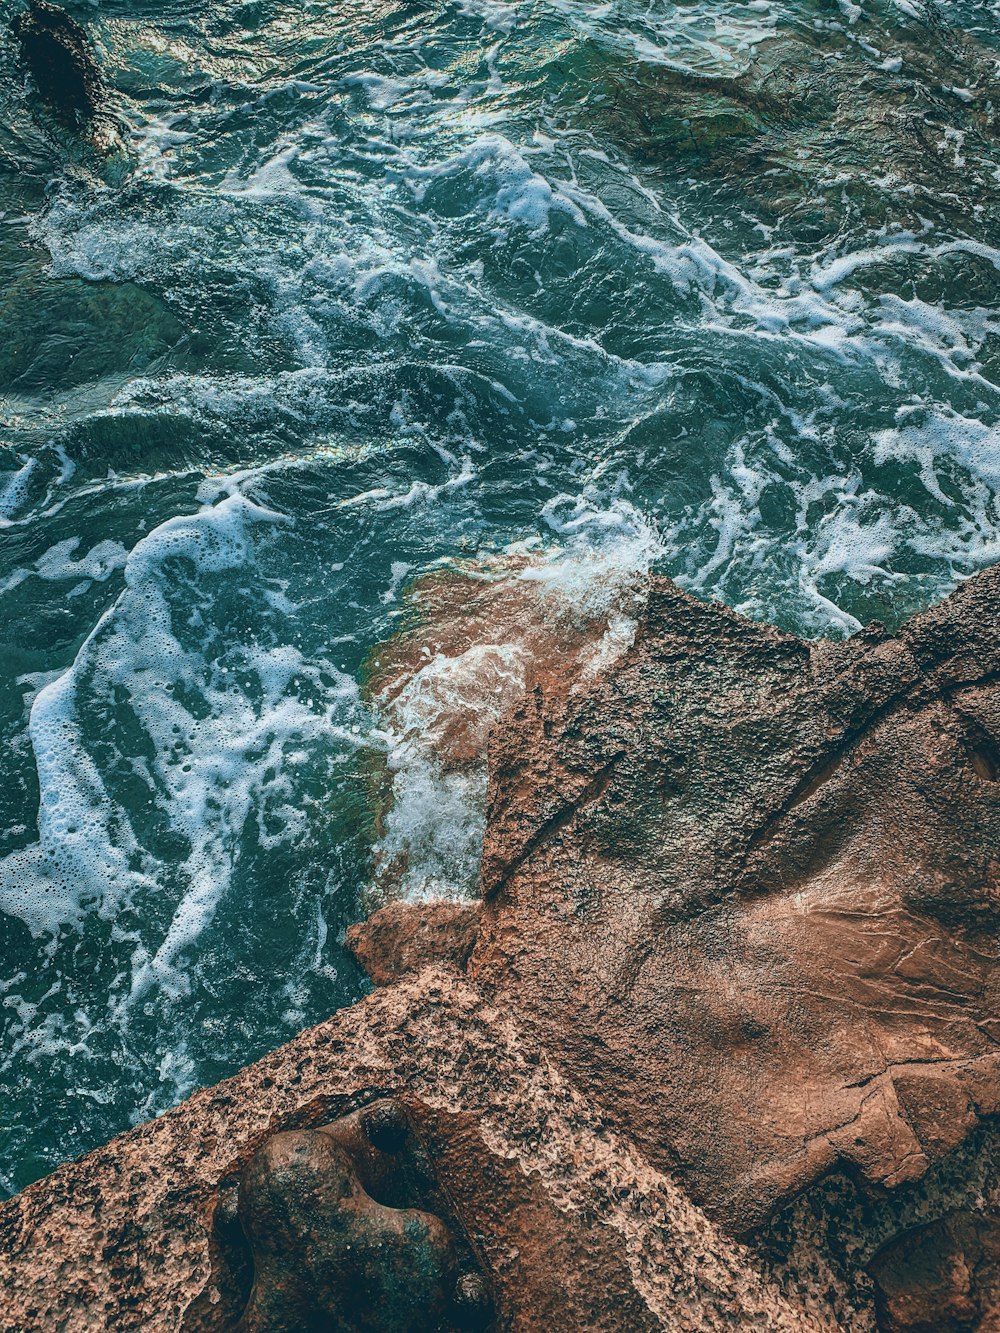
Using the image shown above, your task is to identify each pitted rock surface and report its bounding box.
[0,973,838,1332]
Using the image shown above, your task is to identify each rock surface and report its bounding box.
[1,565,999,1329]
[346,903,480,987]
[469,564,1000,1231]
[232,1098,482,1333]
[0,972,835,1332]
[868,1210,1000,1333]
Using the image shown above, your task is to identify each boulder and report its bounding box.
[868,1211,1000,1333]
[346,902,481,986]
[470,565,1000,1230]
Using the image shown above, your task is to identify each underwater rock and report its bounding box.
[12,1,103,125]
[868,1211,1000,1333]
[583,6,1000,235]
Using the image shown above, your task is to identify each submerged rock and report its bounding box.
[578,3,1000,235]
[12,1,103,126]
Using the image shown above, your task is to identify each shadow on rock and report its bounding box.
[186,1097,495,1333]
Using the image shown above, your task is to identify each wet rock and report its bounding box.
[347,902,481,987]
[237,1126,458,1333]
[868,1211,1000,1333]
[582,8,1000,234]
[452,1274,492,1329]
[12,1,103,125]
[232,1099,495,1333]
[361,1098,412,1154]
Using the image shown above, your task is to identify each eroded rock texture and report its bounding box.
[869,1211,1000,1333]
[231,1098,493,1333]
[1,565,999,1330]
[471,566,1000,1231]
[187,1096,497,1333]
[0,974,833,1332]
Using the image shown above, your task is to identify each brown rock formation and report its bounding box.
[1,563,999,1329]
[228,1096,495,1333]
[0,972,835,1332]
[868,1210,1000,1332]
[468,565,1000,1231]
[346,902,480,987]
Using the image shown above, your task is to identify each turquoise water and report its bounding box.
[2,0,1000,1193]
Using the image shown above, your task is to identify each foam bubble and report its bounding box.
[0,537,128,598]
[371,500,661,901]
[0,492,365,1010]
[0,454,40,524]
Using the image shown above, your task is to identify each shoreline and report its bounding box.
[3,563,998,1330]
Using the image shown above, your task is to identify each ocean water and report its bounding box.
[1,0,999,1194]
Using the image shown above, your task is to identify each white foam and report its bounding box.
[375,641,527,899]
[402,134,587,234]
[0,537,128,597]
[0,493,365,1011]
[39,196,167,284]
[0,454,39,523]
[456,0,522,36]
[340,456,476,510]
[372,500,661,900]
[874,408,1000,497]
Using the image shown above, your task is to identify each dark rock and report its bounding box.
[12,1,103,125]
[868,1211,1000,1332]
[362,1099,411,1154]
[452,1273,492,1329]
[236,1126,458,1333]
[229,1099,496,1333]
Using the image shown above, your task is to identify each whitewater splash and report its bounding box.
[2,0,1000,1192]
[366,499,661,902]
